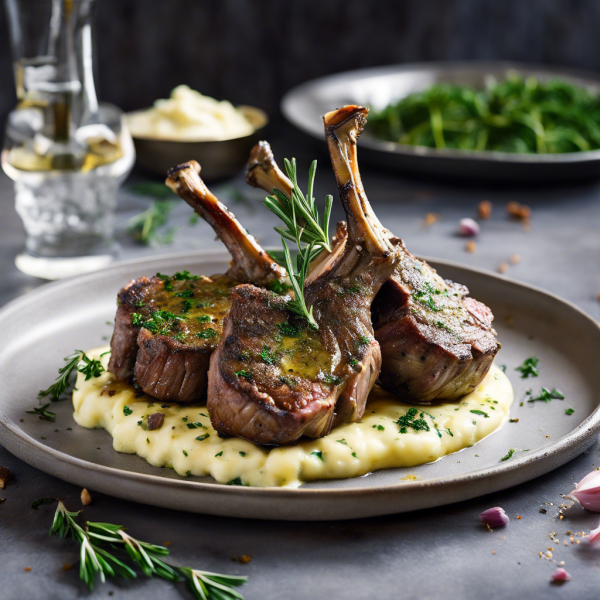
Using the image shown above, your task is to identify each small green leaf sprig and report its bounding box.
[263,158,332,328]
[50,500,247,598]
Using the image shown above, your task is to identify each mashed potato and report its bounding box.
[127,85,255,141]
[73,348,513,488]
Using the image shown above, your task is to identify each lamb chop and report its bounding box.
[246,134,499,405]
[207,105,397,445]
[108,161,285,403]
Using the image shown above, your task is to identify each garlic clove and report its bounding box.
[478,506,509,528]
[566,470,600,512]
[551,568,571,583]
[458,218,480,237]
[587,521,600,545]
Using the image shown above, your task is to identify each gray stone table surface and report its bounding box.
[1,132,600,600]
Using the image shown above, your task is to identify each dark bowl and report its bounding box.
[128,105,268,181]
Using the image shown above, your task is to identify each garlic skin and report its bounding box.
[478,507,509,528]
[587,522,600,545]
[566,470,600,512]
[458,218,480,236]
[551,568,571,583]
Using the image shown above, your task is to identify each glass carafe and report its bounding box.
[2,0,135,279]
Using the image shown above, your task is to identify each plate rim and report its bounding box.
[281,59,600,164]
[1,249,600,505]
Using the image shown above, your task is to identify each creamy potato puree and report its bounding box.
[73,347,513,488]
[127,85,254,141]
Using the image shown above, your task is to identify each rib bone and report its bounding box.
[245,141,348,282]
[166,160,285,286]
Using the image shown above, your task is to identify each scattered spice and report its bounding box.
[506,201,531,221]
[509,418,519,423]
[61,563,73,572]
[239,555,252,564]
[0,466,12,489]
[509,254,521,265]
[478,200,492,219]
[423,212,439,226]
[539,508,547,514]
[465,240,476,253]
[498,263,508,274]
[24,567,31,572]
[81,488,92,506]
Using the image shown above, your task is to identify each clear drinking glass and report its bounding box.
[1,0,135,279]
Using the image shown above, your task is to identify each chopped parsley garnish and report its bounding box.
[277,322,301,337]
[182,450,188,457]
[196,328,217,339]
[186,422,206,430]
[260,345,279,365]
[324,374,342,385]
[500,364,507,372]
[349,359,359,369]
[336,439,347,445]
[372,424,385,431]
[527,387,565,403]
[515,357,540,378]
[195,433,210,442]
[235,370,252,380]
[175,290,194,298]
[278,376,296,387]
[123,406,133,416]
[268,280,292,295]
[565,408,575,415]
[25,404,56,422]
[131,310,187,335]
[239,451,247,457]
[351,452,358,458]
[435,321,455,334]
[358,335,370,346]
[227,477,246,486]
[310,451,324,461]
[396,408,430,434]
[196,315,211,322]
[412,282,443,312]
[499,448,516,462]
[470,409,489,418]
[173,271,200,281]
[215,451,223,457]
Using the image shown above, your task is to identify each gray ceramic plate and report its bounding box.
[1,251,599,521]
[281,61,600,182]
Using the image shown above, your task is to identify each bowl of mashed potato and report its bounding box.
[127,86,268,180]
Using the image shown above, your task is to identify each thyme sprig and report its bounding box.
[49,500,248,598]
[37,350,105,402]
[263,158,333,328]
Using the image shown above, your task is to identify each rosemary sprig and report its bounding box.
[49,500,248,598]
[25,403,56,422]
[264,158,332,252]
[37,350,105,402]
[128,200,177,246]
[263,158,332,328]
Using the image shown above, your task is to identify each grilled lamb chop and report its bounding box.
[371,247,499,403]
[246,136,499,404]
[108,162,285,403]
[246,140,348,283]
[207,106,396,445]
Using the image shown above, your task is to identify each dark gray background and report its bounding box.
[3,0,600,124]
